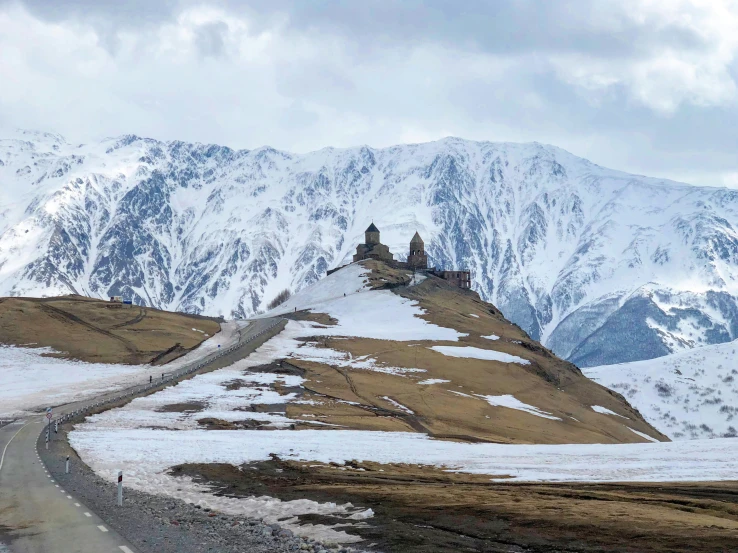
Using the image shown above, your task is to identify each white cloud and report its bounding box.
[0,0,738,187]
[551,0,738,113]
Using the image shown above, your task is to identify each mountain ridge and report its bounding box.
[2,128,738,367]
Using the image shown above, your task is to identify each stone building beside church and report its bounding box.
[345,222,470,290]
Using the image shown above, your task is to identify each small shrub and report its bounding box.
[266,289,291,310]
[655,381,674,397]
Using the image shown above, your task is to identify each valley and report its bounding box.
[51,259,736,552]
[3,3,738,551]
[1,140,737,552]
[4,130,738,367]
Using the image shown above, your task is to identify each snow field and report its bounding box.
[585,340,738,440]
[0,346,154,418]
[70,427,738,486]
[0,322,243,419]
[266,263,371,316]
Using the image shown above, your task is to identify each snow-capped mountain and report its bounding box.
[584,342,738,440]
[2,128,738,367]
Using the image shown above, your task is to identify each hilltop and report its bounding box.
[264,259,663,445]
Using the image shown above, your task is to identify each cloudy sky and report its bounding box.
[1,0,737,187]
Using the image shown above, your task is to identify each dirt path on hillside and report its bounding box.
[0,296,221,364]
[172,459,738,553]
[38,302,139,353]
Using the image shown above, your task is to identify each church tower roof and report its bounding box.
[365,222,380,233]
[410,231,424,244]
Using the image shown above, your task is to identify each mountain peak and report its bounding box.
[1,130,737,368]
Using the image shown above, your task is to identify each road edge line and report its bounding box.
[0,420,34,473]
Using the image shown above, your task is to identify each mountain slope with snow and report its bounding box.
[585,340,738,440]
[3,128,738,366]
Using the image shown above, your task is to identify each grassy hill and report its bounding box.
[0,295,221,364]
[270,260,665,445]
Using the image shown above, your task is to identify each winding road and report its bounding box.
[0,317,286,553]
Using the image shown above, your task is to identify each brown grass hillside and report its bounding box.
[0,295,221,364]
[283,260,666,445]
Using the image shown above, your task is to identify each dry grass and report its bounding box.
[176,458,738,553]
[0,295,220,364]
[283,260,666,445]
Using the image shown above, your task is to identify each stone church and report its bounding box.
[352,223,394,263]
[347,222,470,289]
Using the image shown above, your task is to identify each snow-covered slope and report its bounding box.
[585,341,738,440]
[3,128,738,367]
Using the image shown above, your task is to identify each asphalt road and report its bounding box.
[0,317,286,553]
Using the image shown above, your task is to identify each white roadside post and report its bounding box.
[46,407,52,447]
[117,471,123,506]
[65,455,70,474]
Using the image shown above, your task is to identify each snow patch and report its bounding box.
[266,265,465,342]
[381,397,414,414]
[429,346,529,365]
[628,428,660,443]
[591,405,628,419]
[0,346,150,418]
[477,394,562,421]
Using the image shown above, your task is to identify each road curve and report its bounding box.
[0,418,139,553]
[0,317,286,553]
